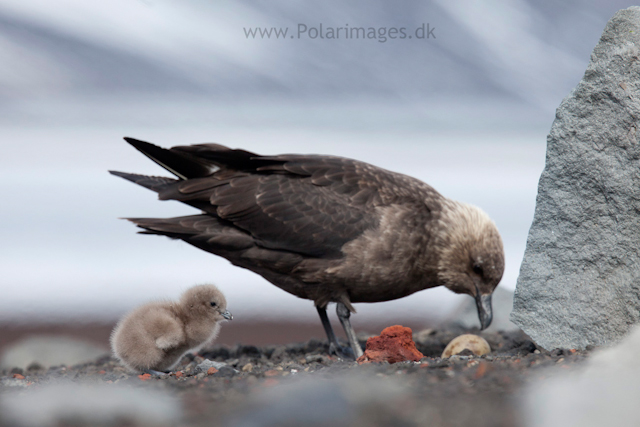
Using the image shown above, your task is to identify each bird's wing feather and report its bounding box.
[115,140,441,258]
[158,149,440,258]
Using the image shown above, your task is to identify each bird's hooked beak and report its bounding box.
[221,310,233,320]
[475,292,493,330]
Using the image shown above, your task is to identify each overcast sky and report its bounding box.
[1,1,635,325]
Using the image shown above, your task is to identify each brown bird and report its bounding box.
[110,138,504,359]
[110,284,232,373]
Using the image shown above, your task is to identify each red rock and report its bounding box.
[138,373,151,381]
[356,325,424,364]
[174,371,184,378]
[12,374,25,379]
[206,367,218,375]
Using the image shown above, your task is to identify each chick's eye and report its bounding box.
[473,265,483,276]
[210,302,217,307]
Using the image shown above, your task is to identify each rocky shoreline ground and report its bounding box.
[0,327,590,427]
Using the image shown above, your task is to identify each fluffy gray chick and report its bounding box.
[111,284,232,373]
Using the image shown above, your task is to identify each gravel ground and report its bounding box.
[0,327,590,427]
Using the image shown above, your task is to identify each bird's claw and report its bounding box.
[329,342,356,360]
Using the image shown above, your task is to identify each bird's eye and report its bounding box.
[473,265,483,276]
[210,302,217,307]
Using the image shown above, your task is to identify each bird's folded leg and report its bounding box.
[316,306,354,360]
[336,302,364,359]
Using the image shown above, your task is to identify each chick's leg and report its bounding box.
[336,302,364,359]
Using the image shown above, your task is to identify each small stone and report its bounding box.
[212,366,237,378]
[242,363,253,372]
[441,334,491,358]
[270,347,287,361]
[448,355,471,362]
[264,370,280,377]
[305,354,329,364]
[207,367,218,375]
[356,325,424,364]
[12,374,25,380]
[195,359,227,374]
[174,371,183,378]
[26,362,44,371]
[138,373,151,381]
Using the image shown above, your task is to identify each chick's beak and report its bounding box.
[475,293,493,330]
[221,310,233,320]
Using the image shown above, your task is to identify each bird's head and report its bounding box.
[435,201,504,330]
[180,284,233,322]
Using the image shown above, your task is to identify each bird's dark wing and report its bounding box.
[116,139,442,259]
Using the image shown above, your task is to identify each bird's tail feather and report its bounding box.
[123,137,216,179]
[121,137,286,179]
[109,171,178,193]
[126,215,255,251]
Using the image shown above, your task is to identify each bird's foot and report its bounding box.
[144,369,170,377]
[329,342,356,360]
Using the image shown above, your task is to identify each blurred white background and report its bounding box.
[0,0,634,324]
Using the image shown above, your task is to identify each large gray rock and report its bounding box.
[511,7,640,350]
